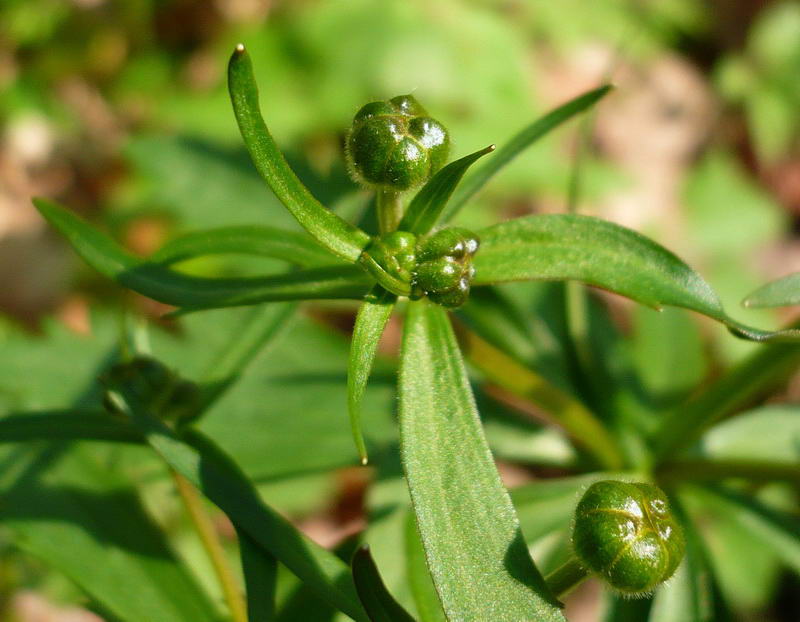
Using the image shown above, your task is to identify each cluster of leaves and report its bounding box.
[4,34,800,622]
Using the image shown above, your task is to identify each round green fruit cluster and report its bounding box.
[346,95,450,191]
[572,480,685,595]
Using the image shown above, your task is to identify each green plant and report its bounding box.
[4,41,800,622]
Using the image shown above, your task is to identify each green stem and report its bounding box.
[544,556,590,599]
[657,457,800,485]
[457,325,624,470]
[172,470,248,622]
[652,330,800,463]
[377,189,403,234]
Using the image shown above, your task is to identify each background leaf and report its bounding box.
[398,300,564,621]
[351,545,417,622]
[743,273,800,308]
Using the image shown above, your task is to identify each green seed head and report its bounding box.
[413,227,479,308]
[346,95,450,191]
[358,231,418,297]
[572,480,685,596]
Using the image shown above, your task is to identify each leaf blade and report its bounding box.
[115,396,369,622]
[743,272,800,308]
[34,198,372,310]
[399,145,496,235]
[152,226,342,268]
[348,289,396,465]
[352,545,417,622]
[443,85,612,223]
[473,214,800,342]
[0,411,141,444]
[239,530,278,622]
[398,300,564,621]
[228,45,369,261]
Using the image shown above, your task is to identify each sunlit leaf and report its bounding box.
[443,85,612,223]
[151,226,342,268]
[472,214,800,342]
[228,45,369,261]
[399,145,495,235]
[348,289,396,465]
[34,199,372,311]
[398,300,564,621]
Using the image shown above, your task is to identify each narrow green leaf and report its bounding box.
[115,394,368,622]
[348,289,396,465]
[743,272,800,308]
[649,498,727,622]
[692,486,800,577]
[0,445,221,622]
[398,300,564,621]
[151,226,342,268]
[404,514,447,622]
[443,85,612,223]
[228,45,369,261]
[399,145,496,235]
[473,214,800,342]
[0,411,141,444]
[239,531,278,622]
[652,332,800,462]
[352,545,417,622]
[198,303,297,409]
[34,199,372,310]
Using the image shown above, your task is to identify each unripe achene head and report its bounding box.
[413,227,480,308]
[346,95,450,191]
[572,480,684,596]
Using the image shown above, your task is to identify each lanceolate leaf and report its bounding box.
[348,289,396,465]
[351,546,417,622]
[239,531,278,622]
[0,445,221,622]
[0,411,141,444]
[398,300,564,622]
[743,272,800,308]
[115,395,369,622]
[34,199,372,310]
[151,226,342,268]
[443,85,612,223]
[399,145,496,235]
[228,45,369,262]
[649,498,727,622]
[473,214,800,342]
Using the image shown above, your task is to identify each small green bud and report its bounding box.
[358,231,418,296]
[346,95,450,191]
[413,227,479,308]
[572,480,685,596]
[101,356,200,423]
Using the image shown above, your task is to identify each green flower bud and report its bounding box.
[413,227,479,308]
[572,480,685,596]
[101,356,200,423]
[358,231,418,296]
[346,95,450,191]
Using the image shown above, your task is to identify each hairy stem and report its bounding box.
[377,189,403,234]
[172,470,248,622]
[544,556,590,599]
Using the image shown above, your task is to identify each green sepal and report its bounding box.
[358,231,418,296]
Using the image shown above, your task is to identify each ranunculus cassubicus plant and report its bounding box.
[7,43,800,621]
